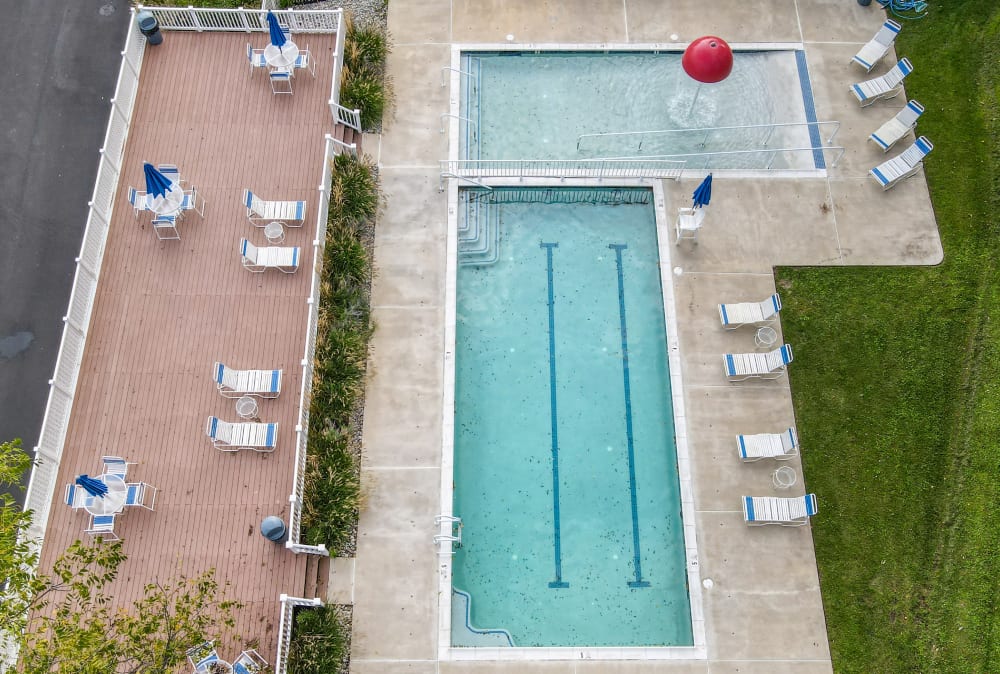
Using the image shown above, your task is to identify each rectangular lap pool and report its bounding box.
[450,187,693,648]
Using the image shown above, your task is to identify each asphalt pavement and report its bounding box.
[0,0,130,497]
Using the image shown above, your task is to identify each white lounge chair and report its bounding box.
[738,427,798,461]
[870,136,933,190]
[852,19,902,72]
[724,344,793,381]
[743,494,818,526]
[242,189,306,226]
[124,482,158,511]
[869,99,924,152]
[719,293,781,329]
[213,362,282,398]
[84,513,119,540]
[205,416,278,453]
[239,238,300,273]
[851,58,912,107]
[675,207,705,244]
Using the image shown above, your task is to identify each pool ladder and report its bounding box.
[435,515,463,555]
[458,193,501,266]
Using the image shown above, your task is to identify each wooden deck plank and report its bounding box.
[37,30,336,665]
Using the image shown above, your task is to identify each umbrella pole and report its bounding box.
[687,83,703,117]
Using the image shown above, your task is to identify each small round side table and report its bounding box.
[755,326,778,349]
[264,221,285,244]
[236,395,259,420]
[772,465,797,490]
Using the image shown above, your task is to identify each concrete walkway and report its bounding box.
[347,1,940,672]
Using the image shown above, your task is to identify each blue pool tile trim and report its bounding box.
[795,50,826,170]
[540,242,569,589]
[609,244,650,589]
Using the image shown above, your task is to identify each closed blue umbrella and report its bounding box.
[143,162,173,199]
[75,474,108,498]
[692,173,713,208]
[266,11,286,49]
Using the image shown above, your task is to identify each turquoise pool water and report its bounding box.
[460,51,821,169]
[452,188,692,647]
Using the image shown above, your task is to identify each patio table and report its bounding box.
[264,41,299,69]
[145,187,185,216]
[84,474,128,516]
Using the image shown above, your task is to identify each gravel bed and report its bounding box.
[303,0,387,29]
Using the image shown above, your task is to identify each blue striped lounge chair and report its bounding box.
[242,189,306,226]
[205,416,278,453]
[869,100,924,152]
[124,482,158,511]
[239,238,300,274]
[852,19,902,72]
[851,58,912,107]
[724,344,793,381]
[718,293,781,329]
[85,513,119,540]
[870,136,933,191]
[213,362,282,399]
[738,427,798,462]
[247,43,267,75]
[743,494,818,526]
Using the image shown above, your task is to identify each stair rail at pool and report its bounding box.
[439,159,686,189]
[576,120,842,153]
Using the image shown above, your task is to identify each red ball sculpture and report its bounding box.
[681,36,734,84]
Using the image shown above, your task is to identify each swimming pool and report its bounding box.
[450,187,692,647]
[460,50,823,170]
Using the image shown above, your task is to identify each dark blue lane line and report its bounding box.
[795,49,826,170]
[541,242,569,589]
[609,244,651,589]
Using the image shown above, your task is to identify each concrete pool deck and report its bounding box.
[347,1,940,672]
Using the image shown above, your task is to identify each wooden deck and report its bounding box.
[37,31,338,664]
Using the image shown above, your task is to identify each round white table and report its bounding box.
[772,466,797,490]
[236,395,259,420]
[84,474,128,515]
[755,326,778,349]
[264,42,299,69]
[146,187,185,216]
[264,221,285,244]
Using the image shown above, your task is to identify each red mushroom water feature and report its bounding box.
[681,36,734,115]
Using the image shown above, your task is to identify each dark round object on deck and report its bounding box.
[261,516,287,542]
[137,11,163,45]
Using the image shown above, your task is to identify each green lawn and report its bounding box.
[776,2,1000,671]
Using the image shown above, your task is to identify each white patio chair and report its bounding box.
[205,416,278,453]
[151,214,180,241]
[743,494,818,526]
[242,189,306,226]
[180,188,206,218]
[124,482,158,511]
[724,344,793,381]
[718,293,781,329]
[851,58,913,107]
[852,19,902,72]
[247,43,267,75]
[270,68,293,95]
[213,362,282,399]
[239,238,300,273]
[64,483,88,509]
[293,44,316,77]
[870,136,933,190]
[156,164,182,185]
[869,100,924,152]
[674,207,705,244]
[186,641,220,673]
[101,455,133,479]
[84,513,119,540]
[126,187,148,218]
[234,649,269,674]
[738,427,798,461]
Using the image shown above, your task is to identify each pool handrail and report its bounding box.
[598,144,846,170]
[576,120,841,152]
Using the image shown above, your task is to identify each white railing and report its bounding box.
[275,594,322,674]
[576,120,842,152]
[439,159,686,189]
[333,104,362,133]
[603,145,846,170]
[326,10,360,132]
[137,5,341,33]
[21,10,146,545]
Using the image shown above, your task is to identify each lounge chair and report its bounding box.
[247,43,267,75]
[234,649,269,674]
[738,427,798,461]
[852,19,902,72]
[124,482,158,511]
[239,238,300,273]
[205,416,278,453]
[242,189,306,226]
[851,58,912,107]
[213,362,282,398]
[675,207,705,244]
[869,100,924,152]
[743,494,818,526]
[719,293,781,329]
[85,513,119,540]
[186,641,220,673]
[870,136,933,190]
[724,344,793,381]
[101,456,132,479]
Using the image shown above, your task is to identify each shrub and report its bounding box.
[287,605,349,674]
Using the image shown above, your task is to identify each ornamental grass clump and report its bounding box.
[287,604,349,674]
[339,18,392,132]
